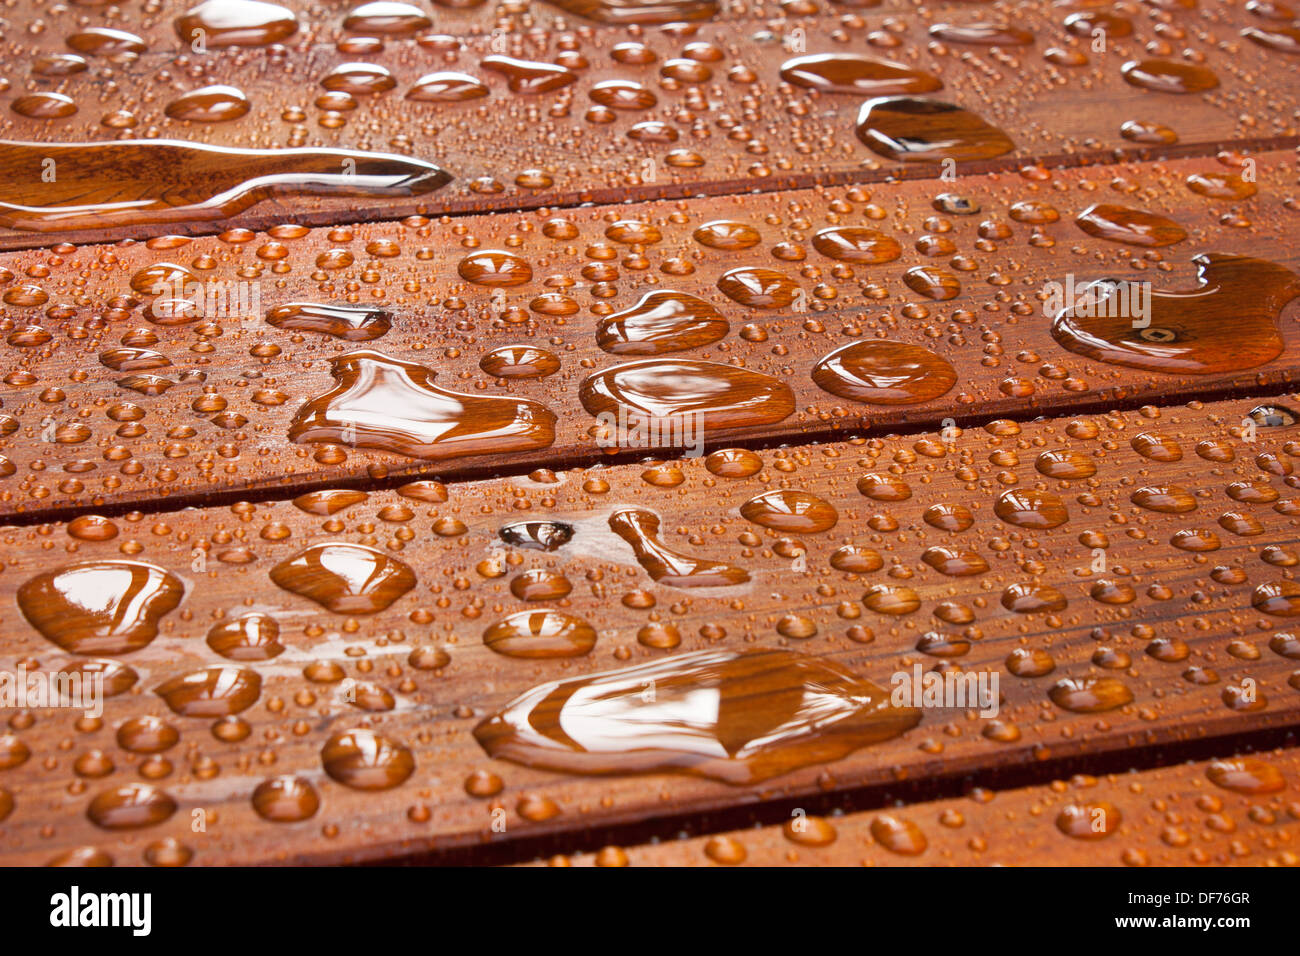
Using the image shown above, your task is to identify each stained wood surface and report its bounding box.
[547,746,1300,866]
[3,395,1300,865]
[1,1,1298,246]
[0,149,1298,520]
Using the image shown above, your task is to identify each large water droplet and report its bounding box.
[473,649,921,784]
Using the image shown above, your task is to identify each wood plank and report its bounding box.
[2,1,1298,246]
[2,395,1300,865]
[0,148,1298,519]
[546,745,1300,866]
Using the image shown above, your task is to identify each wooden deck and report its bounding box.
[0,0,1298,867]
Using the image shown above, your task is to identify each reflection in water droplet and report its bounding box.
[1050,254,1300,374]
[1206,757,1285,794]
[779,54,942,95]
[207,613,283,660]
[289,351,557,459]
[481,55,578,94]
[87,784,177,830]
[252,776,320,822]
[692,220,761,249]
[610,508,750,586]
[0,140,449,232]
[165,85,251,123]
[474,648,921,784]
[270,543,416,613]
[740,490,838,534]
[1242,25,1300,54]
[1049,676,1133,712]
[811,227,902,264]
[266,302,392,341]
[856,97,1015,162]
[175,0,299,48]
[407,71,490,102]
[928,23,1035,45]
[321,729,414,790]
[1121,59,1219,93]
[811,341,956,405]
[484,610,597,658]
[994,489,1068,529]
[18,561,183,655]
[1055,802,1121,839]
[480,345,561,379]
[580,360,794,431]
[705,448,762,477]
[1075,204,1187,247]
[716,267,800,308]
[343,1,432,34]
[542,0,719,24]
[596,291,730,355]
[156,666,262,717]
[500,520,574,551]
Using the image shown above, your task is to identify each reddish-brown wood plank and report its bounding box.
[0,149,1297,520]
[2,395,1300,865]
[547,746,1300,866]
[1,1,1297,246]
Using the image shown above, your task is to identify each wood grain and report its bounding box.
[0,149,1297,519]
[547,746,1300,866]
[1,1,1297,246]
[2,395,1300,864]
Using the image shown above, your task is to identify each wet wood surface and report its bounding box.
[546,746,1300,866]
[0,149,1298,521]
[3,0,1300,869]
[1,1,1298,246]
[2,396,1300,864]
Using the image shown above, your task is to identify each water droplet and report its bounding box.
[321,729,414,790]
[252,776,320,821]
[484,610,597,658]
[87,784,176,830]
[717,267,800,308]
[856,97,1014,162]
[207,613,283,660]
[1075,203,1187,247]
[1050,254,1300,374]
[1122,58,1220,93]
[740,490,838,533]
[290,351,557,459]
[165,85,251,122]
[811,227,902,264]
[18,561,183,655]
[266,303,391,341]
[580,360,794,430]
[811,341,956,405]
[610,508,750,586]
[175,0,299,48]
[779,54,942,95]
[407,71,490,102]
[0,140,448,231]
[480,345,561,379]
[1049,676,1133,712]
[481,55,577,94]
[270,543,416,613]
[692,220,761,250]
[596,291,729,355]
[474,648,921,784]
[156,666,262,717]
